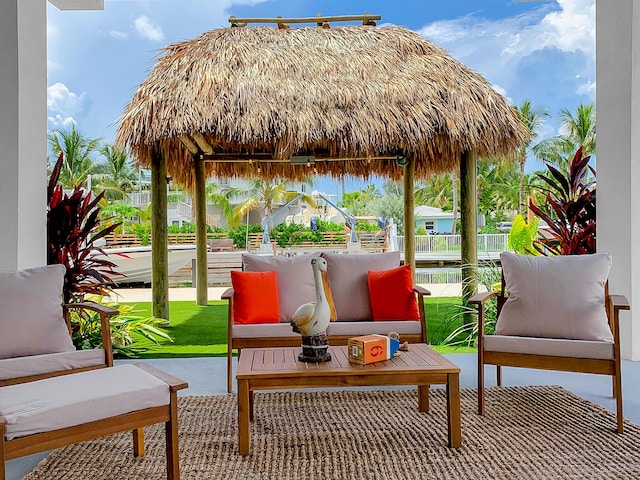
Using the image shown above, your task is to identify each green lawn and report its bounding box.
[122,296,476,359]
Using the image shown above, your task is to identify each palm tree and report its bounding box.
[209,178,316,228]
[513,100,548,216]
[48,126,102,189]
[92,144,138,200]
[414,173,453,210]
[533,102,596,169]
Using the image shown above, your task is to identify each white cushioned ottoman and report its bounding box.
[0,364,169,440]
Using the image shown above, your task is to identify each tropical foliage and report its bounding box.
[533,102,596,170]
[70,296,172,357]
[529,147,596,255]
[47,153,122,303]
[48,126,102,189]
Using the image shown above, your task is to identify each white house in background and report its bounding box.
[414,206,454,234]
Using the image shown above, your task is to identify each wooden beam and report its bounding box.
[194,156,208,306]
[403,155,416,280]
[192,133,213,155]
[228,14,381,26]
[460,150,478,323]
[180,136,198,155]
[202,154,398,163]
[151,144,169,321]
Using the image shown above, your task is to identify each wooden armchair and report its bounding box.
[0,264,118,386]
[470,252,630,432]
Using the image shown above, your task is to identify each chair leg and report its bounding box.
[496,366,502,386]
[227,345,233,394]
[133,428,144,457]
[614,372,624,433]
[477,351,484,415]
[1,423,6,480]
[165,391,180,480]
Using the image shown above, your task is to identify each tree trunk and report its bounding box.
[451,173,458,234]
[151,144,169,321]
[460,151,478,325]
[403,156,416,281]
[519,157,526,216]
[194,156,208,306]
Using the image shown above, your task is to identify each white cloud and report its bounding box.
[134,15,164,42]
[47,83,91,130]
[109,30,128,40]
[417,0,595,110]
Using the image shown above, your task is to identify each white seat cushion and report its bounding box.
[0,364,169,440]
[484,335,614,360]
[0,349,106,381]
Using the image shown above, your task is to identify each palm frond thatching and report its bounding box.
[116,25,527,186]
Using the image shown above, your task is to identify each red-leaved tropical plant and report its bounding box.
[48,153,122,303]
[529,146,596,255]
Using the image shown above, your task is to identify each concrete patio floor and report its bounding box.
[7,353,640,479]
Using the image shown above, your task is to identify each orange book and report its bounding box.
[348,334,400,365]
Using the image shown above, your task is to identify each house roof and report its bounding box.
[415,205,454,218]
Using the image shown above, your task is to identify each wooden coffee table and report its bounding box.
[236,343,461,455]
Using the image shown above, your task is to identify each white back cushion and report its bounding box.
[0,264,75,359]
[242,253,320,323]
[495,252,613,342]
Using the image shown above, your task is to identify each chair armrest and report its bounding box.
[413,285,431,296]
[469,291,498,306]
[610,294,630,312]
[469,291,499,341]
[64,301,117,367]
[221,288,234,300]
[133,363,189,392]
[412,285,430,343]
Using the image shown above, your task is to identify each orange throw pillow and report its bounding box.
[367,264,420,321]
[230,270,280,324]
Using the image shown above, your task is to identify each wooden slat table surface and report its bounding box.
[236,344,461,454]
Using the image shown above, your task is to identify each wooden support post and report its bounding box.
[460,150,478,323]
[151,145,169,321]
[194,156,208,305]
[403,155,416,280]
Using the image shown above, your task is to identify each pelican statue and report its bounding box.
[291,257,337,337]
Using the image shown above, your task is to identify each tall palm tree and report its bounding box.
[48,126,102,189]
[533,102,596,169]
[513,100,548,216]
[92,144,138,200]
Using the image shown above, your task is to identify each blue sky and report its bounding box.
[47,0,595,194]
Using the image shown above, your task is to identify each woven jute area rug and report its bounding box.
[24,386,640,479]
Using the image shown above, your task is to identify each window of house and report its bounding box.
[425,221,434,230]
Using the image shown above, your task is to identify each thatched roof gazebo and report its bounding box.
[116,15,527,320]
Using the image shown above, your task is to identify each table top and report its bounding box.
[236,343,460,380]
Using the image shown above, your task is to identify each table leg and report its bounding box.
[446,372,461,448]
[418,384,430,412]
[249,390,254,422]
[238,379,250,455]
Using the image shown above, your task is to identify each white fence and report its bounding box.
[396,234,508,254]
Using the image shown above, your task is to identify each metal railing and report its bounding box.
[396,234,508,254]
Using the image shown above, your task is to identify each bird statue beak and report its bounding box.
[321,270,337,322]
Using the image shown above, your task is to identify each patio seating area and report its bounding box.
[7,354,640,479]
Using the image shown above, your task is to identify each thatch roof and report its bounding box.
[116,24,527,186]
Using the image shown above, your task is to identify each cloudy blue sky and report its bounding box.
[47,0,595,192]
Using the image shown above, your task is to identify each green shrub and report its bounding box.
[70,295,172,358]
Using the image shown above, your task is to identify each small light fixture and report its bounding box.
[257,165,262,173]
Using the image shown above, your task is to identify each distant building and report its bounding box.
[414,206,455,234]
